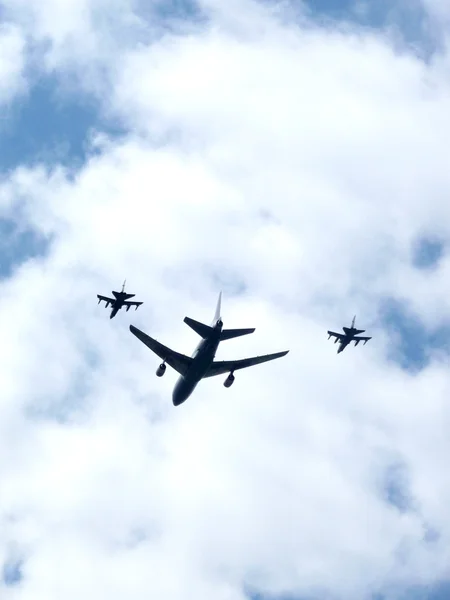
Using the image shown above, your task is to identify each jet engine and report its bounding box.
[156,363,166,377]
[224,372,235,388]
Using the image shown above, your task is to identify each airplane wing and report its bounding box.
[327,331,344,340]
[204,350,289,378]
[124,301,143,311]
[97,295,114,306]
[129,325,192,376]
[353,336,371,345]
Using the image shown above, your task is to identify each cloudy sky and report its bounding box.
[1,0,450,598]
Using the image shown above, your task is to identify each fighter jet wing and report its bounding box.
[124,301,143,311]
[129,325,192,376]
[97,295,114,306]
[204,350,289,378]
[327,331,344,340]
[353,336,371,345]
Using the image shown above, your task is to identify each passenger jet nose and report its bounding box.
[172,378,191,406]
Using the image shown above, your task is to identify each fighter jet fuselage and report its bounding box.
[108,291,136,319]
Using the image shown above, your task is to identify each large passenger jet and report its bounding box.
[130,292,289,406]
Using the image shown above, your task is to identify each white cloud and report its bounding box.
[0,24,27,105]
[2,1,450,599]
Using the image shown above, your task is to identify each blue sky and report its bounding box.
[2,0,450,599]
[304,0,432,50]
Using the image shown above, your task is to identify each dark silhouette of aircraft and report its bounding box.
[327,316,371,353]
[97,280,143,319]
[130,292,289,406]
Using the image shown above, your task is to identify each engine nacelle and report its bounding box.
[156,363,166,377]
[224,373,235,388]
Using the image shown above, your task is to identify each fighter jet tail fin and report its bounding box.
[184,317,214,339]
[220,328,255,341]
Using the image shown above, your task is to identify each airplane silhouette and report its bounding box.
[97,280,143,319]
[327,316,371,354]
[130,292,289,405]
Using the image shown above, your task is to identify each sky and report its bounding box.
[0,0,450,598]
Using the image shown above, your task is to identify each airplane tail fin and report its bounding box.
[347,315,364,334]
[211,291,222,325]
[220,328,255,341]
[184,293,223,338]
[184,317,214,339]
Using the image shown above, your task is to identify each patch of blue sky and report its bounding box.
[131,0,206,41]
[247,592,319,600]
[2,558,23,586]
[0,74,126,174]
[412,237,444,270]
[374,581,450,600]
[248,581,450,600]
[382,461,413,513]
[298,0,438,58]
[379,298,450,372]
[0,217,50,279]
[151,0,204,21]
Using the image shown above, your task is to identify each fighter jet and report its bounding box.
[130,292,289,406]
[97,280,143,319]
[327,316,371,354]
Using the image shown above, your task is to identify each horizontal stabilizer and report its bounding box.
[343,326,365,335]
[220,328,255,341]
[184,317,214,339]
[113,291,135,299]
